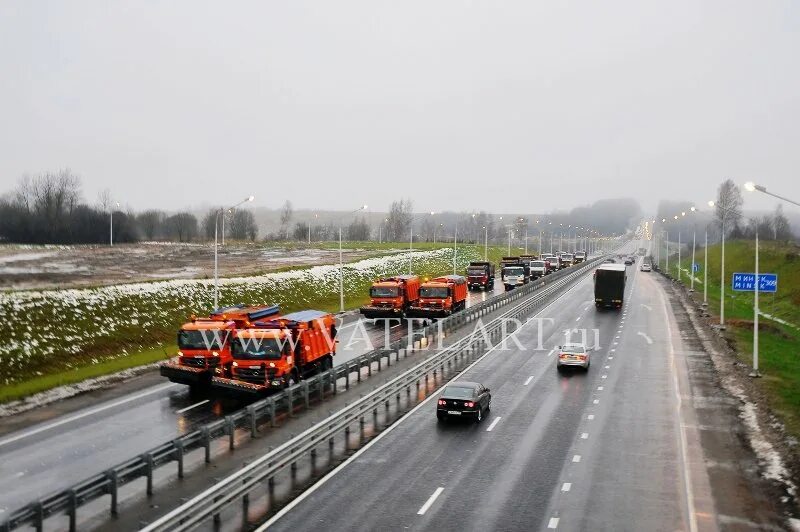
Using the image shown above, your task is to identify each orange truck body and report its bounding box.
[160,304,280,387]
[407,275,468,319]
[359,275,421,319]
[212,310,337,395]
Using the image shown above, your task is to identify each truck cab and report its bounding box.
[408,275,468,318]
[561,253,575,268]
[214,310,337,394]
[574,251,586,263]
[466,261,495,291]
[529,260,548,279]
[360,275,420,319]
[160,304,280,387]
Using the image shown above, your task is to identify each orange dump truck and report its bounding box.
[359,275,421,319]
[407,275,468,319]
[160,304,281,387]
[211,310,337,394]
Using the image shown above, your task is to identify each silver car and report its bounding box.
[556,343,591,371]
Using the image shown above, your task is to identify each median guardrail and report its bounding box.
[2,255,607,532]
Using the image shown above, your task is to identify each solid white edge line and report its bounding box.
[257,267,595,530]
[417,487,445,515]
[176,399,210,414]
[548,516,560,528]
[0,382,179,448]
[486,417,501,432]
[658,275,699,532]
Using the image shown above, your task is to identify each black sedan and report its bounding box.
[436,382,491,423]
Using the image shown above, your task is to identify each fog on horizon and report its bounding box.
[1,0,798,215]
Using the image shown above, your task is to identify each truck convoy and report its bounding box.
[466,261,495,291]
[500,256,530,291]
[212,310,337,394]
[359,275,420,319]
[408,275,468,318]
[160,304,281,388]
[594,264,626,309]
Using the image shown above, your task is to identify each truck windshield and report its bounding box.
[370,286,398,297]
[467,268,486,276]
[531,261,545,267]
[563,255,573,260]
[178,330,227,351]
[504,267,524,276]
[231,337,283,360]
[420,287,449,298]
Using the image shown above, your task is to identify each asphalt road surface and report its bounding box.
[263,254,719,531]
[0,279,504,516]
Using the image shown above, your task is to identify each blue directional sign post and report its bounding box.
[692,263,700,273]
[731,272,778,293]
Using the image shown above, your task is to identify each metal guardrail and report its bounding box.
[142,256,606,532]
[2,256,605,532]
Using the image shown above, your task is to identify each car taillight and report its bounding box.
[559,353,568,358]
[465,401,474,408]
[577,355,586,360]
[438,399,446,406]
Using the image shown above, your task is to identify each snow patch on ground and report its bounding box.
[739,400,797,496]
[0,363,160,418]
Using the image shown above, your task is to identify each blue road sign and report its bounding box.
[732,272,778,293]
[692,263,700,272]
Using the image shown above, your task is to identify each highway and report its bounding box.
[0,280,503,516]
[261,249,717,531]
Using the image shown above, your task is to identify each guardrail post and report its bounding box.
[345,425,351,448]
[268,398,277,428]
[226,415,235,450]
[386,350,391,367]
[106,469,118,515]
[303,381,310,409]
[248,405,258,438]
[373,407,379,428]
[143,452,155,494]
[331,369,338,395]
[213,495,221,527]
[377,353,382,372]
[367,358,372,377]
[357,361,362,382]
[242,477,250,523]
[359,416,366,442]
[174,439,185,478]
[290,461,298,484]
[201,426,212,462]
[287,387,295,418]
[345,361,351,390]
[329,436,335,461]
[268,476,276,504]
[68,489,78,532]
[310,448,318,474]
[34,501,43,532]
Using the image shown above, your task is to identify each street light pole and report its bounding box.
[214,195,254,309]
[453,223,458,275]
[744,182,800,208]
[109,201,120,246]
[751,230,761,377]
[703,230,708,305]
[691,229,696,292]
[483,226,488,261]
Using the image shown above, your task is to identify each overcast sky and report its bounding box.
[0,1,797,215]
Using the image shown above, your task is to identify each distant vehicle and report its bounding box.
[359,275,420,319]
[212,310,337,394]
[529,260,548,279]
[160,304,281,388]
[408,275,468,318]
[640,263,652,272]
[594,263,627,309]
[466,261,495,291]
[603,258,616,264]
[500,256,530,291]
[543,254,561,271]
[436,381,491,422]
[561,253,575,268]
[574,251,586,264]
[624,256,635,265]
[556,343,591,371]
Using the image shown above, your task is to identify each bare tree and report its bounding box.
[279,200,293,239]
[137,209,165,240]
[165,212,198,242]
[714,179,743,235]
[773,204,792,241]
[386,199,413,241]
[229,209,258,240]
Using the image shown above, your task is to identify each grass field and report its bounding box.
[664,239,800,437]
[0,243,511,403]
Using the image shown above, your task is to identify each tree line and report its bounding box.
[0,171,258,244]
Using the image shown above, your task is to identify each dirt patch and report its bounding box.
[0,243,387,290]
